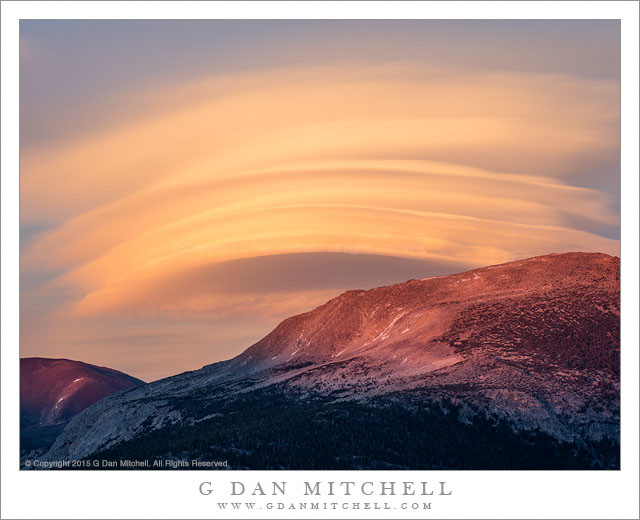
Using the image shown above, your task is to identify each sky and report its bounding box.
[20,20,620,381]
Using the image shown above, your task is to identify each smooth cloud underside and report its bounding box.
[21,64,619,319]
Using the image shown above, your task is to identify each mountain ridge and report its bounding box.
[40,252,620,469]
[20,357,145,456]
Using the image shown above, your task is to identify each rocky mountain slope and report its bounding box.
[20,358,145,453]
[41,253,620,469]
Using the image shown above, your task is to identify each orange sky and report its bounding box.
[20,22,620,381]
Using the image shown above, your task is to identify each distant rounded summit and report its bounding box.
[20,357,145,429]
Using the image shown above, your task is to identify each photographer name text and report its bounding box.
[199,480,452,497]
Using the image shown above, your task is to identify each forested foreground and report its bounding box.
[89,388,619,470]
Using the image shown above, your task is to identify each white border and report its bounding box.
[2,2,638,519]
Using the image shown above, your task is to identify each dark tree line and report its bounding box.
[91,388,619,470]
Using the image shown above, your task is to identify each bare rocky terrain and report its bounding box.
[40,252,620,469]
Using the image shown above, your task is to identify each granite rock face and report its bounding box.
[42,253,620,469]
